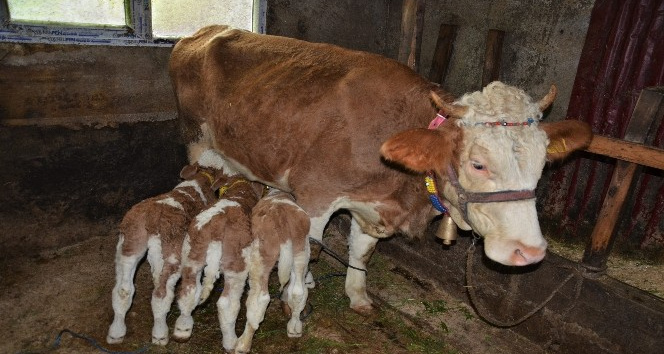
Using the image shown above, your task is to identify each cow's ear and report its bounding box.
[540,120,593,161]
[380,124,461,172]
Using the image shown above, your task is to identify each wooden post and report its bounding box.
[582,87,664,271]
[482,29,505,87]
[428,24,458,84]
[398,0,425,71]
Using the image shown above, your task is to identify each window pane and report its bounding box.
[152,0,254,38]
[7,0,126,26]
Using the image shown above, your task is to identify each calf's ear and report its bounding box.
[540,120,593,161]
[380,122,461,172]
[180,164,199,179]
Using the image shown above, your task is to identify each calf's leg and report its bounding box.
[217,269,248,352]
[107,235,145,344]
[236,243,274,354]
[150,249,181,345]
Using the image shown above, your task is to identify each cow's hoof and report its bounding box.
[351,303,376,317]
[287,318,303,338]
[106,335,124,344]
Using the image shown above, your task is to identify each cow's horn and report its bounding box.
[538,84,557,111]
[430,92,469,118]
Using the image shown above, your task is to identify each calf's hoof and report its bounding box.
[172,316,193,342]
[152,335,169,346]
[106,334,124,344]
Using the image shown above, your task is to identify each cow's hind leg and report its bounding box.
[107,235,145,344]
[346,218,378,315]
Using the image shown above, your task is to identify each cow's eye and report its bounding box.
[471,161,485,170]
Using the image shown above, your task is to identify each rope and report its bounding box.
[309,237,367,273]
[18,329,150,354]
[465,239,585,328]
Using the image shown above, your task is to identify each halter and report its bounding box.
[426,111,538,227]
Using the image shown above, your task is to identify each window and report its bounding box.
[0,0,266,46]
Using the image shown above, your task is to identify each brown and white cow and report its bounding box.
[169,25,593,314]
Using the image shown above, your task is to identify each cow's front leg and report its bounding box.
[346,218,378,315]
[286,242,310,337]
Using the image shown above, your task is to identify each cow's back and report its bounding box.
[170,25,440,218]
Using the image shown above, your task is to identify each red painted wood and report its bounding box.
[542,0,664,249]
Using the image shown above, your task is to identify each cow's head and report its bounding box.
[380,81,592,266]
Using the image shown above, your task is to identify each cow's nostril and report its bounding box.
[511,244,546,265]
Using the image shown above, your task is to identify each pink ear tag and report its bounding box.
[428,112,447,129]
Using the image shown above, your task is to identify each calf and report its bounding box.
[107,149,233,345]
[173,174,265,351]
[235,188,311,353]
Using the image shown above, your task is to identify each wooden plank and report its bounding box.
[398,0,425,71]
[582,87,664,270]
[482,29,505,87]
[586,135,664,170]
[583,160,638,261]
[428,24,458,84]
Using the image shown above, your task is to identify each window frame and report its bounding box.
[0,0,266,46]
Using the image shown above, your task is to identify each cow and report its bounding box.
[169,25,593,315]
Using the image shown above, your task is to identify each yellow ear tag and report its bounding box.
[547,138,567,154]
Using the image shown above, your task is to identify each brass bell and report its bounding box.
[435,214,458,245]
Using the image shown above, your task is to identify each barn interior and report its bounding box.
[1,1,663,353]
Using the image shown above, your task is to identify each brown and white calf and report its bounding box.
[173,174,265,351]
[235,188,311,353]
[169,25,593,315]
[107,150,232,345]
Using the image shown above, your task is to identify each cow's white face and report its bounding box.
[443,122,549,265]
[380,81,593,267]
[441,82,550,265]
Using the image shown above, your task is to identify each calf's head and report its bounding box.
[381,81,592,266]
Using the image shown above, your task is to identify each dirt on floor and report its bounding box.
[545,237,664,298]
[1,222,547,354]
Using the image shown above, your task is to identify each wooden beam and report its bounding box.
[482,29,505,87]
[582,87,664,270]
[428,24,457,84]
[586,135,664,170]
[398,0,425,71]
